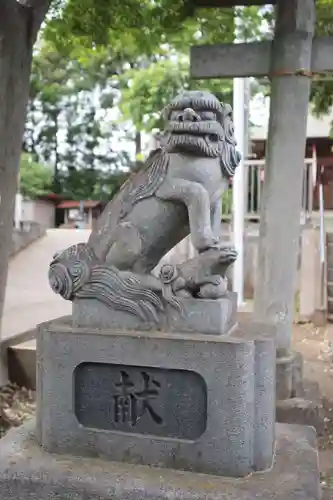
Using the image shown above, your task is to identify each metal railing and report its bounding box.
[318,166,326,313]
[222,157,316,222]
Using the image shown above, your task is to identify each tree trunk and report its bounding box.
[0,0,49,382]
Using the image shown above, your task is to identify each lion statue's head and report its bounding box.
[162,90,241,177]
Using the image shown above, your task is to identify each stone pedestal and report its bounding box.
[0,420,321,500]
[36,316,275,477]
[0,314,322,498]
[73,292,237,336]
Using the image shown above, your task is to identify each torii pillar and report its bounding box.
[253,0,315,399]
[191,0,333,404]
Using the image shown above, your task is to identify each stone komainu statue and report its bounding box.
[49,91,241,323]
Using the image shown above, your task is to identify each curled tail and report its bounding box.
[48,243,164,323]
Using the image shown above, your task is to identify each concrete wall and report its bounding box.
[21,200,34,222]
[11,222,46,256]
[220,232,260,299]
[222,231,302,298]
[299,227,327,324]
[22,199,55,229]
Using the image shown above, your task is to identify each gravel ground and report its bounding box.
[292,322,333,499]
[0,383,35,438]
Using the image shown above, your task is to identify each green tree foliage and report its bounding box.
[115,6,266,133]
[310,0,333,119]
[27,0,333,206]
[19,154,53,199]
[44,0,202,54]
[119,59,234,133]
[44,1,267,54]
[27,3,244,198]
[24,47,69,190]
[24,43,132,201]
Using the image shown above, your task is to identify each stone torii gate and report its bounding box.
[191,0,333,400]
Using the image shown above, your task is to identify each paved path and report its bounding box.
[1,229,90,341]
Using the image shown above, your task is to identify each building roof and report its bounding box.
[57,200,102,209]
[37,193,63,203]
